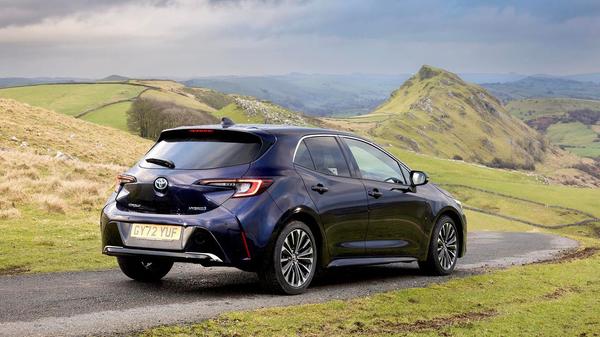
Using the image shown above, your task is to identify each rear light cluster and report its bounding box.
[199,179,273,197]
[115,174,136,192]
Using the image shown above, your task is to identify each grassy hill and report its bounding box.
[324,65,546,169]
[506,98,600,159]
[0,98,151,273]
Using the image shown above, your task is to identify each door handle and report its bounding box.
[368,188,383,198]
[311,184,329,194]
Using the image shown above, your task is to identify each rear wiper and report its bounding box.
[145,157,175,169]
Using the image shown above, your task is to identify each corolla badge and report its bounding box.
[154,177,169,191]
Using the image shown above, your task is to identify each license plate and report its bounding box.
[130,224,182,241]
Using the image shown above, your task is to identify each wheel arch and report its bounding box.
[272,206,329,268]
[432,207,466,258]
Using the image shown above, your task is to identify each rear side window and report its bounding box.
[294,140,315,170]
[303,136,351,177]
[141,130,262,170]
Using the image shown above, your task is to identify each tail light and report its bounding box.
[115,174,136,192]
[199,178,273,197]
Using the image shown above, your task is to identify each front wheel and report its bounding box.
[117,256,174,282]
[258,221,317,295]
[419,216,459,276]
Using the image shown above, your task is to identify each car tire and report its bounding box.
[258,221,317,295]
[117,256,174,282]
[419,215,459,276]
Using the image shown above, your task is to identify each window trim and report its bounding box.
[292,139,316,170]
[292,134,412,183]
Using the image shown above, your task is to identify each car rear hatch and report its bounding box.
[115,128,273,215]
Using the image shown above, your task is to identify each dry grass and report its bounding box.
[0,98,137,215]
[0,98,151,166]
[0,99,148,272]
[0,149,123,214]
[38,195,67,214]
[0,208,21,219]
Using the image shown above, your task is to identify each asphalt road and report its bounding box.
[0,232,577,337]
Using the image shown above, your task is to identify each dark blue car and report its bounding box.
[101,121,466,294]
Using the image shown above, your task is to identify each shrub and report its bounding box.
[488,157,535,171]
[127,98,218,139]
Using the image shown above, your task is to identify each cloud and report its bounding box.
[0,0,142,28]
[0,0,598,77]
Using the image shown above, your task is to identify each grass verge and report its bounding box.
[138,239,600,337]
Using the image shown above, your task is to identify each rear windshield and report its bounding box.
[141,130,262,170]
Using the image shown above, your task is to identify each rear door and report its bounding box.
[340,137,430,257]
[294,136,369,258]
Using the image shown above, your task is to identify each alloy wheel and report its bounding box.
[280,228,314,287]
[437,222,458,270]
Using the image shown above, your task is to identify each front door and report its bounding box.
[340,137,430,257]
[294,136,369,258]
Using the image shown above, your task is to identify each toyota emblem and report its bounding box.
[154,177,169,191]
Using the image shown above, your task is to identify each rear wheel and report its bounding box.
[117,256,174,282]
[258,221,317,295]
[419,216,458,276]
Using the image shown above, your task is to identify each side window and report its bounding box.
[293,140,315,170]
[343,138,406,184]
[304,136,351,177]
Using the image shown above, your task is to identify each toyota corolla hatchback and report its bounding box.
[101,121,466,294]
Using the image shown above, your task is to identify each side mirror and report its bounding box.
[410,170,429,186]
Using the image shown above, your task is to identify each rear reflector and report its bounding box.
[240,231,251,259]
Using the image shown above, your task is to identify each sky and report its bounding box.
[0,0,599,78]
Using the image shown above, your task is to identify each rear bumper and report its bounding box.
[100,201,252,268]
[103,245,224,264]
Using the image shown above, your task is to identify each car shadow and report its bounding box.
[113,262,434,298]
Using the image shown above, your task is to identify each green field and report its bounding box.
[80,101,132,131]
[0,83,144,116]
[546,122,600,158]
[506,98,600,159]
[506,97,600,121]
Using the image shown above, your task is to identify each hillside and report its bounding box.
[0,98,151,272]
[0,99,151,166]
[506,98,600,159]
[482,76,600,103]
[0,80,313,133]
[324,65,546,169]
